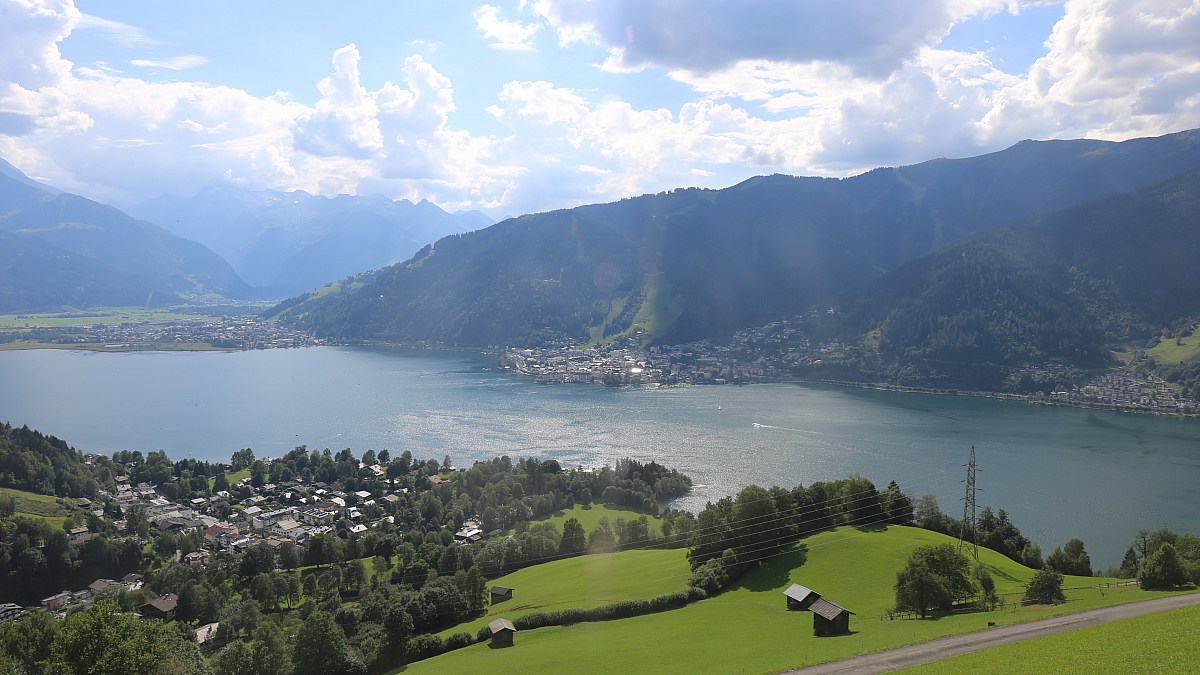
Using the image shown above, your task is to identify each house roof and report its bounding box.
[783,583,817,604]
[488,618,516,634]
[808,597,853,621]
[142,593,178,615]
[88,578,116,593]
[490,586,513,595]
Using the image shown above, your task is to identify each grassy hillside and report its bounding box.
[509,503,664,538]
[435,548,690,639]
[404,526,1180,674]
[0,486,74,527]
[902,603,1200,674]
[1149,328,1200,364]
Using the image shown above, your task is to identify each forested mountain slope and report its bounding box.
[273,129,1200,347]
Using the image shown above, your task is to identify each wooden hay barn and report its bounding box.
[488,618,516,647]
[783,583,854,636]
[490,585,513,603]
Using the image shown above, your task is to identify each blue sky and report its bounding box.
[2,1,1199,218]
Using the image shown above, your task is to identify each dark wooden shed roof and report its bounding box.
[808,597,853,621]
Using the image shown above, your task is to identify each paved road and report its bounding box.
[788,593,1200,674]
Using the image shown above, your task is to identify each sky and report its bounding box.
[2,0,1200,219]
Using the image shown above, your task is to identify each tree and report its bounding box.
[893,544,974,618]
[462,565,487,613]
[252,573,278,610]
[251,620,293,675]
[1139,543,1189,590]
[559,517,586,555]
[1118,547,1140,578]
[1045,538,1091,576]
[588,518,615,552]
[214,641,255,675]
[882,481,915,525]
[48,600,205,674]
[0,610,59,674]
[1024,568,1066,604]
[895,559,951,618]
[278,541,300,570]
[973,562,998,610]
[293,611,364,675]
[914,494,948,532]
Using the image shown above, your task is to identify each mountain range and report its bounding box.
[129,186,490,297]
[0,161,490,311]
[0,160,251,311]
[271,129,1200,361]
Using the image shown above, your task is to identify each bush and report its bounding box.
[406,634,445,661]
[445,632,473,650]
[1023,568,1065,604]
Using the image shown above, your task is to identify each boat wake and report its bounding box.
[752,422,816,434]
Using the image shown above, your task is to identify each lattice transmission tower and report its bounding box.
[957,445,979,560]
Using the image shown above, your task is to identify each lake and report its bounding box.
[3,345,1199,566]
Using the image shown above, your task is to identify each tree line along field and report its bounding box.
[899,603,1200,674]
[405,526,1191,675]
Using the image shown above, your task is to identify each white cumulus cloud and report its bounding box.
[474,4,539,52]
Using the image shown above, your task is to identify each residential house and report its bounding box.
[139,594,178,621]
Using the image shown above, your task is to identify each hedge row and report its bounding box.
[510,587,707,631]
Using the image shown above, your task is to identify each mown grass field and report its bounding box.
[0,486,72,526]
[901,603,1200,674]
[209,469,251,491]
[1148,329,1200,363]
[434,548,690,640]
[512,503,664,539]
[406,526,1185,675]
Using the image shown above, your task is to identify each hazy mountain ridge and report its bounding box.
[130,185,490,297]
[272,129,1200,349]
[0,166,251,312]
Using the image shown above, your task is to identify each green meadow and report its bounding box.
[1149,329,1200,363]
[0,487,74,527]
[902,603,1200,674]
[512,503,664,539]
[434,548,690,640]
[406,526,1185,675]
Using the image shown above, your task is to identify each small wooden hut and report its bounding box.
[488,618,516,647]
[808,597,854,636]
[490,585,514,603]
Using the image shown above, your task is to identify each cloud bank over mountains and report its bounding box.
[1,0,1198,218]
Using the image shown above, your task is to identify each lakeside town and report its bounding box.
[504,317,1197,416]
